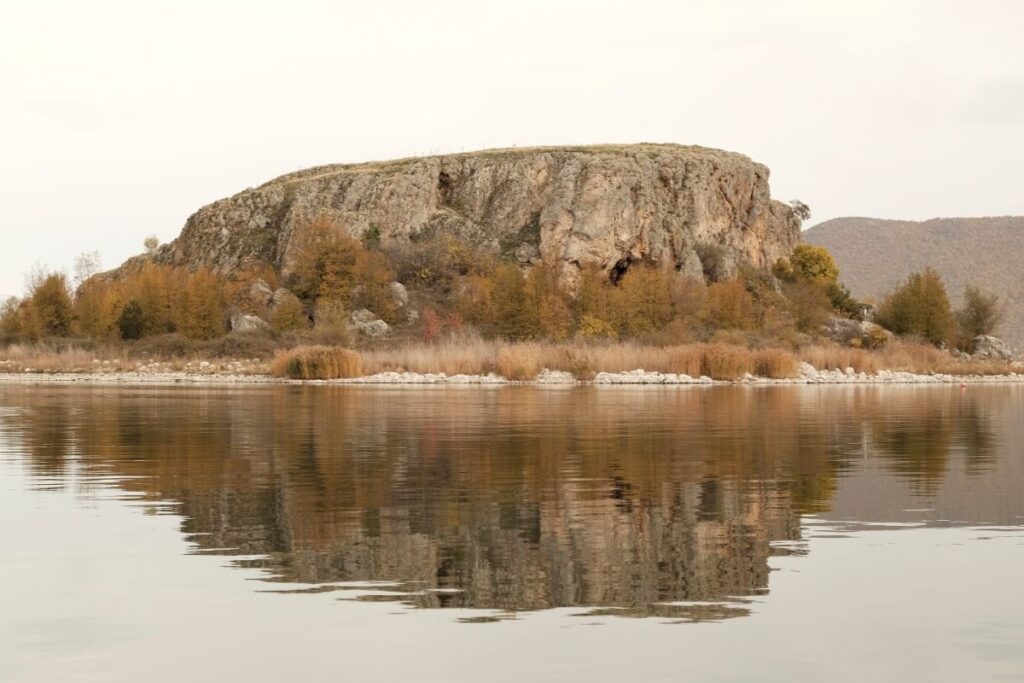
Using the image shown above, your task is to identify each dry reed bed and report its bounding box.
[3,340,1017,381]
[287,340,1018,381]
[0,343,267,375]
[356,340,795,381]
[798,342,1015,376]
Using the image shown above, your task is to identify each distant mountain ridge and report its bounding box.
[803,216,1024,348]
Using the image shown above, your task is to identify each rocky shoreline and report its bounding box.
[2,363,1022,387]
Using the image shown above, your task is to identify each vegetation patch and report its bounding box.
[270,346,363,380]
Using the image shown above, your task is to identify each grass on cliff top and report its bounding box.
[259,143,748,190]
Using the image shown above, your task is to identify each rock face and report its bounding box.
[147,144,800,285]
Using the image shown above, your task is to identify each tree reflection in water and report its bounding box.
[0,383,1013,621]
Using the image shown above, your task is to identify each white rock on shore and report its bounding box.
[535,369,577,384]
[333,372,507,385]
[593,370,711,385]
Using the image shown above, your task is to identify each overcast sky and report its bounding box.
[2,0,1023,298]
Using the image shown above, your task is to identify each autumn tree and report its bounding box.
[575,264,614,329]
[777,244,860,317]
[133,262,178,335]
[288,215,361,302]
[525,263,573,341]
[668,275,706,324]
[782,279,833,333]
[270,292,308,334]
[701,279,757,330]
[351,249,399,323]
[956,285,1004,350]
[455,274,496,331]
[0,297,23,344]
[490,263,538,340]
[610,264,673,337]
[178,269,226,339]
[875,268,956,346]
[25,273,73,338]
[788,245,839,285]
[74,280,119,339]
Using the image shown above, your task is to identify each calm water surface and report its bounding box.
[1,384,1023,681]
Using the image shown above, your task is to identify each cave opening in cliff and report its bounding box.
[437,171,454,204]
[609,257,633,285]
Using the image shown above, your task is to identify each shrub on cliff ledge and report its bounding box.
[270,345,363,380]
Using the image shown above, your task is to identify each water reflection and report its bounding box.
[0,384,1020,621]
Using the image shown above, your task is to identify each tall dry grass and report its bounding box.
[0,343,136,373]
[753,348,800,380]
[799,341,1016,376]
[360,337,501,376]
[798,345,881,374]
[359,339,801,380]
[2,338,1016,380]
[270,346,363,380]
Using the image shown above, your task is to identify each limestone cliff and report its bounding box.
[146,144,800,283]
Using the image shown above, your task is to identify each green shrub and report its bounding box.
[117,300,145,340]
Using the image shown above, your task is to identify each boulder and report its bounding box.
[972,335,1013,361]
[824,316,893,349]
[534,369,576,383]
[230,312,270,333]
[390,282,409,308]
[355,319,390,338]
[798,362,818,380]
[350,309,379,324]
[350,309,390,338]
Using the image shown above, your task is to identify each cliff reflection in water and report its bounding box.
[1,384,1018,620]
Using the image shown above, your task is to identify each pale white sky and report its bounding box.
[2,0,1023,298]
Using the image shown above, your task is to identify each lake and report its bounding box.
[1,383,1023,682]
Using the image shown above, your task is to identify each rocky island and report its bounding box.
[1,144,1018,383]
